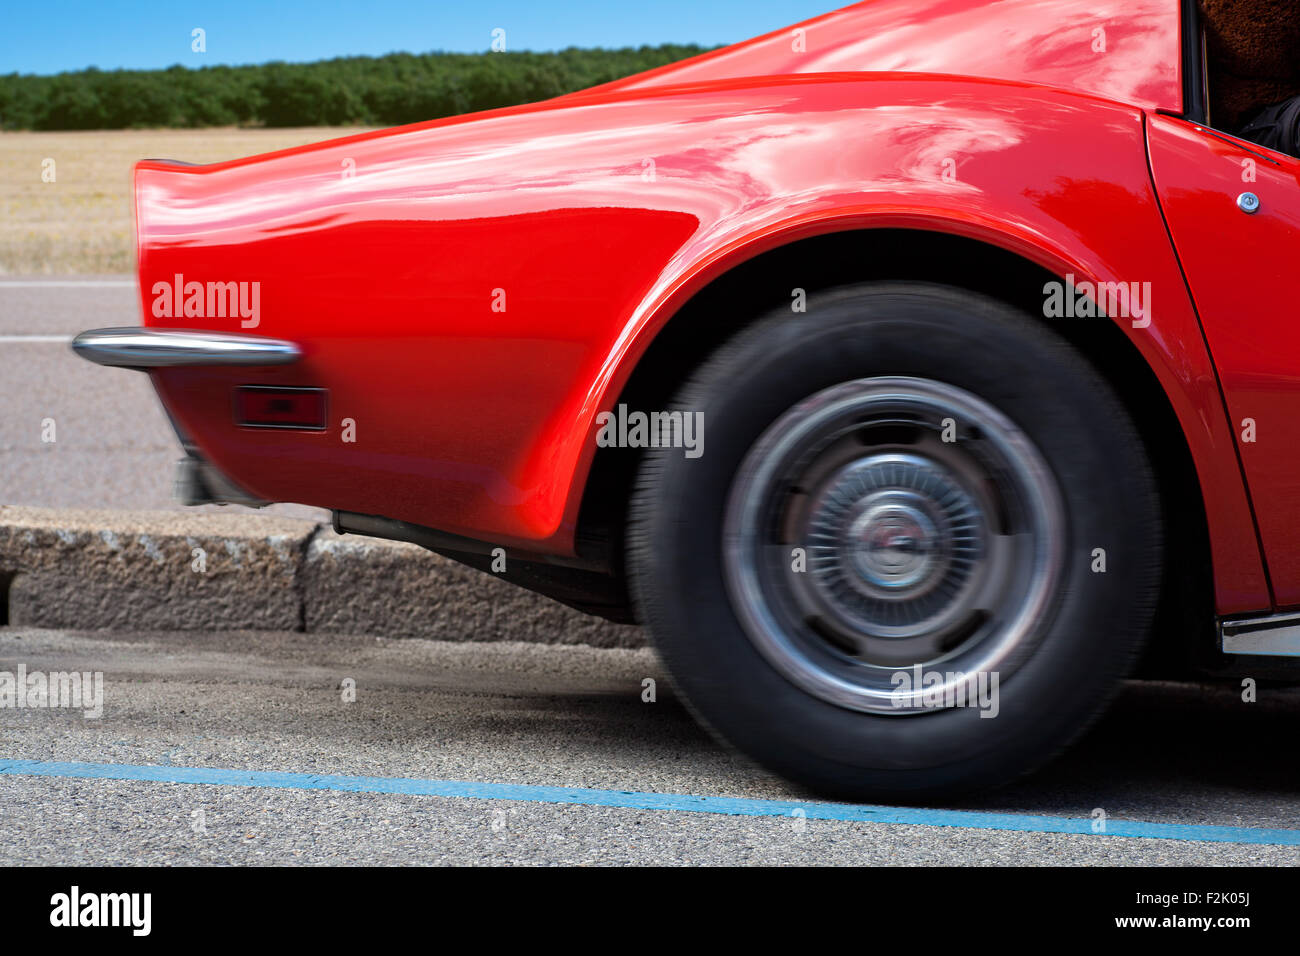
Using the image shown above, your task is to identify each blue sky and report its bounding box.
[0,1,841,76]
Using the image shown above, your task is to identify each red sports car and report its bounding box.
[74,0,1300,799]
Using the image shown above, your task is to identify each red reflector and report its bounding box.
[234,386,327,430]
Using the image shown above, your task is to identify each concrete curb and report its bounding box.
[0,506,645,648]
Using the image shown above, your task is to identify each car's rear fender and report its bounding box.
[133,73,1268,613]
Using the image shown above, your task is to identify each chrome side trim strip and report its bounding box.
[71,328,301,368]
[1220,612,1300,657]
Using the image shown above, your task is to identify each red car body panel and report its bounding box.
[588,0,1182,112]
[1148,114,1300,607]
[133,0,1280,615]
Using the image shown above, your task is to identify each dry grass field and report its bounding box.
[0,127,373,274]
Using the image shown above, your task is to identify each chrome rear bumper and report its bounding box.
[71,328,301,369]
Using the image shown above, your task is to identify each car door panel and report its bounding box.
[1148,113,1300,606]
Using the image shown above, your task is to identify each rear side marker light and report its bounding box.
[234,386,328,431]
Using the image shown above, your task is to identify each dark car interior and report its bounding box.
[1198,0,1300,154]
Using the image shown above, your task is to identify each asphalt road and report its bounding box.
[1,626,1298,865]
[0,276,325,520]
[3,278,1299,866]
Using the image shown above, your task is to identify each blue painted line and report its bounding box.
[2,757,1297,845]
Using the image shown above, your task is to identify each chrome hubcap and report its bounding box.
[722,377,1064,714]
[805,454,985,639]
[852,493,939,592]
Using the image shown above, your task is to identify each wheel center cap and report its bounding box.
[799,451,984,634]
[848,494,939,591]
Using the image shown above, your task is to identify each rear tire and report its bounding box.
[628,282,1161,800]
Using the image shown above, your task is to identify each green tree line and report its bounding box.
[0,45,711,130]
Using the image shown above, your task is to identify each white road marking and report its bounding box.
[0,280,134,288]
